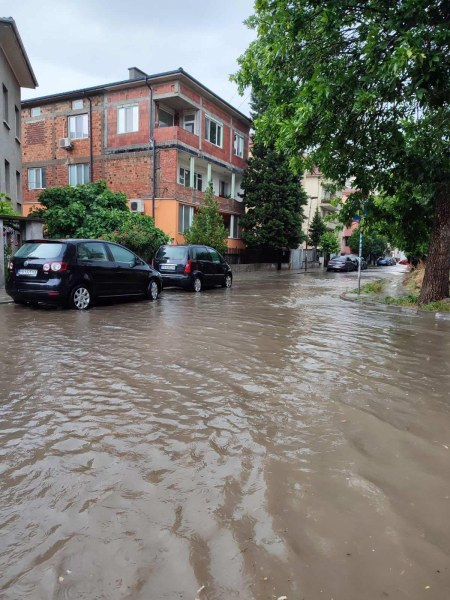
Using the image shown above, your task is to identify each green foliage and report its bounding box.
[359,280,385,294]
[347,227,388,260]
[234,0,450,301]
[240,140,307,249]
[0,193,20,216]
[308,209,326,248]
[319,231,340,255]
[29,181,169,260]
[183,182,229,256]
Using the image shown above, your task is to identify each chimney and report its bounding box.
[128,67,147,80]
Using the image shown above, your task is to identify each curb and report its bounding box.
[340,291,450,320]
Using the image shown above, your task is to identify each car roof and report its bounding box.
[26,238,115,244]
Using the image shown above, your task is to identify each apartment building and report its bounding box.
[0,17,37,211]
[21,67,250,250]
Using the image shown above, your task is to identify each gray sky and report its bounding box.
[1,0,255,115]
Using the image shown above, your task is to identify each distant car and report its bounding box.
[6,239,162,309]
[348,255,368,270]
[399,259,409,265]
[154,244,232,292]
[326,256,358,272]
[376,257,392,266]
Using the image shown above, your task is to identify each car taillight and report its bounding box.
[43,262,68,273]
[184,259,192,274]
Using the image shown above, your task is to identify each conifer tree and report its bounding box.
[308,209,326,249]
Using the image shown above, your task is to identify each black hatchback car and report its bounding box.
[154,244,232,292]
[6,239,162,309]
[326,255,358,272]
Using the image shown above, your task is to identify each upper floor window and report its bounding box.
[28,167,46,190]
[159,107,174,127]
[15,106,20,139]
[179,167,202,191]
[205,116,222,147]
[234,132,244,158]
[117,105,139,134]
[2,84,8,123]
[68,114,89,139]
[31,107,41,117]
[72,99,83,110]
[183,111,196,134]
[69,163,89,186]
[219,180,229,198]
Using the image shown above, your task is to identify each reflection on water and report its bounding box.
[1,271,449,599]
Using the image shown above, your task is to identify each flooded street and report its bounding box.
[0,269,449,600]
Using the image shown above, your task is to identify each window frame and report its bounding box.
[229,215,240,239]
[205,116,223,148]
[72,99,83,110]
[158,106,175,128]
[68,163,90,186]
[31,107,41,117]
[178,204,194,234]
[179,167,203,192]
[2,84,8,124]
[117,104,139,134]
[28,167,46,190]
[68,113,89,139]
[233,132,245,158]
[183,111,196,134]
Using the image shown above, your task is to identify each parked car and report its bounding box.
[376,256,395,266]
[348,255,368,270]
[399,258,409,265]
[326,256,358,272]
[154,244,232,292]
[6,239,162,310]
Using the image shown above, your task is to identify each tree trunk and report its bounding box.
[419,189,450,304]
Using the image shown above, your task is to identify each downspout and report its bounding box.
[87,96,93,182]
[145,78,156,219]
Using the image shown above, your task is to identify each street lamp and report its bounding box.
[304,195,318,271]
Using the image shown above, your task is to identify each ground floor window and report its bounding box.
[69,163,89,186]
[178,204,194,234]
[229,215,240,239]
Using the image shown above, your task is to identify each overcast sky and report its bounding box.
[1,0,255,115]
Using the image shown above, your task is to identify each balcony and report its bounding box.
[154,125,199,150]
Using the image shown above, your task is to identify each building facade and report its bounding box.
[21,67,250,250]
[0,17,37,212]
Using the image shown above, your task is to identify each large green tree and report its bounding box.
[240,140,307,249]
[183,182,229,256]
[29,181,168,261]
[234,0,450,303]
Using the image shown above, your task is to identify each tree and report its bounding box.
[319,232,340,256]
[183,182,229,256]
[29,181,169,260]
[240,139,307,250]
[308,209,326,249]
[234,0,450,303]
[0,193,20,216]
[347,227,388,262]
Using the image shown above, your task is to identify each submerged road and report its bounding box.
[0,268,449,599]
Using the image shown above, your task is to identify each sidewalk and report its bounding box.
[0,288,11,304]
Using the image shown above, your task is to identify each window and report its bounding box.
[205,116,222,147]
[108,244,136,263]
[16,171,21,201]
[117,105,139,133]
[208,248,222,263]
[183,111,196,134]
[193,246,210,261]
[72,99,83,110]
[68,114,89,139]
[4,160,10,194]
[179,167,203,191]
[2,84,8,123]
[178,204,194,234]
[28,167,46,190]
[159,107,174,127]
[15,106,20,139]
[219,180,228,197]
[77,242,108,262]
[234,132,244,158]
[229,215,240,239]
[31,107,41,117]
[69,163,89,186]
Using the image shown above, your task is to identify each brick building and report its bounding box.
[21,67,251,249]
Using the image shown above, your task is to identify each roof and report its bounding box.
[21,67,251,125]
[0,17,37,88]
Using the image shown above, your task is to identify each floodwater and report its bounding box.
[0,269,449,600]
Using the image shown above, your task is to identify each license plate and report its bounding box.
[160,264,176,271]
[17,269,38,277]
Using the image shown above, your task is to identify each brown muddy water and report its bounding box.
[0,270,449,600]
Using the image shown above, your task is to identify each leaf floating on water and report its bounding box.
[58,576,64,583]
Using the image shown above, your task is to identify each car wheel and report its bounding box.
[70,284,92,310]
[147,279,160,301]
[192,276,202,293]
[222,274,232,288]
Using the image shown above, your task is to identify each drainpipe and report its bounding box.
[87,96,94,182]
[145,78,156,219]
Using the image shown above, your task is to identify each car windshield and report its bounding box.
[156,246,187,262]
[14,242,65,259]
[331,257,346,262]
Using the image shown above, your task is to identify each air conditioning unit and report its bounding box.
[130,199,145,213]
[59,137,73,149]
